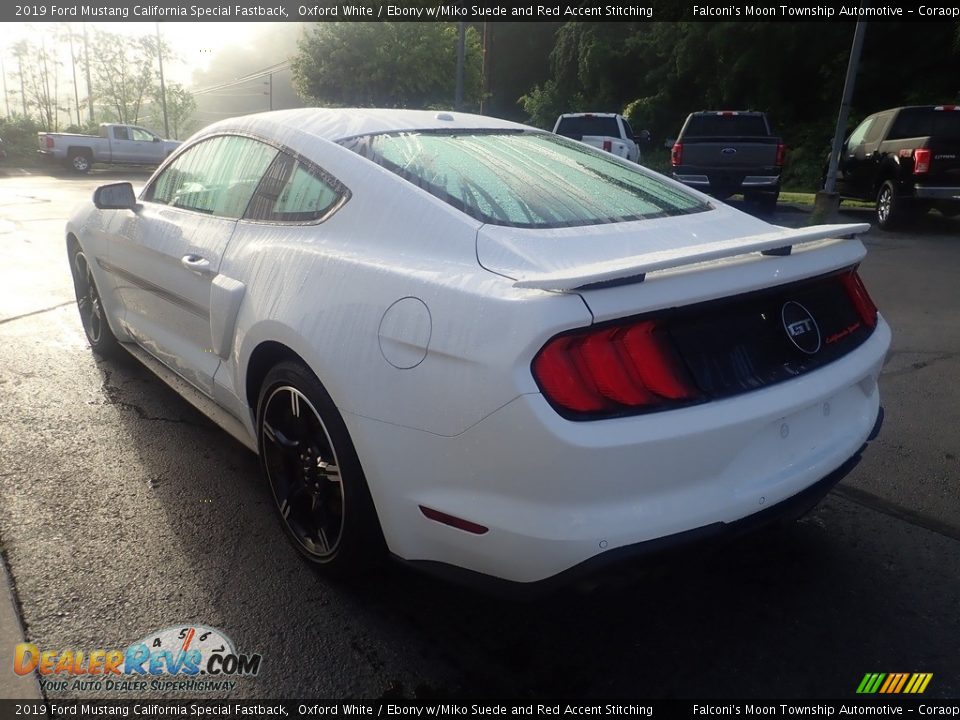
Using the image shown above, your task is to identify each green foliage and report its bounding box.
[520,21,960,191]
[292,23,483,110]
[0,115,43,165]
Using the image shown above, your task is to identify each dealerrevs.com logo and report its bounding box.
[13,624,261,693]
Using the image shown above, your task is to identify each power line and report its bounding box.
[191,61,291,96]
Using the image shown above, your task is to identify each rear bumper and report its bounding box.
[674,172,780,192]
[407,416,880,596]
[913,185,960,201]
[349,319,891,587]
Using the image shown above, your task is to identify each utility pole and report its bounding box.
[455,22,465,111]
[1,55,10,118]
[813,17,868,222]
[68,26,81,126]
[83,23,94,122]
[480,23,490,115]
[156,23,170,137]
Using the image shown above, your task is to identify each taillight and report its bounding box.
[602,139,612,153]
[44,136,55,149]
[532,320,700,418]
[775,143,787,167]
[913,148,931,174]
[671,142,683,167]
[840,270,878,329]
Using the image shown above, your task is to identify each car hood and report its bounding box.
[476,204,869,292]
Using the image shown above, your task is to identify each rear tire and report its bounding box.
[68,151,92,174]
[257,361,385,576]
[875,180,914,230]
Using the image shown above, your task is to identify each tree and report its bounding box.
[156,82,197,139]
[291,23,482,109]
[88,29,168,125]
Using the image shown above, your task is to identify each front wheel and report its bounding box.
[257,361,385,575]
[70,245,121,358]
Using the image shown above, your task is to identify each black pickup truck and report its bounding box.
[670,111,785,209]
[834,105,960,229]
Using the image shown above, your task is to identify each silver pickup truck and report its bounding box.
[38,123,181,173]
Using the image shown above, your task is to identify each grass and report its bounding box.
[780,191,873,209]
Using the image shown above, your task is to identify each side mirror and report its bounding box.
[635,129,652,147]
[153,136,161,142]
[93,182,137,211]
[664,138,676,149]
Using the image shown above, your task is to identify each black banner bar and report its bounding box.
[4,0,960,24]
[3,699,960,720]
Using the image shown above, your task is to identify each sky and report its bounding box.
[1,21,288,87]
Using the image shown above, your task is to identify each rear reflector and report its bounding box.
[913,148,931,174]
[419,506,489,535]
[533,319,700,417]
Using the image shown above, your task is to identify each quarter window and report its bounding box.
[144,135,278,219]
[245,152,346,223]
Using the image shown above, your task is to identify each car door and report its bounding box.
[109,125,134,163]
[836,116,875,198]
[130,126,168,165]
[108,134,278,395]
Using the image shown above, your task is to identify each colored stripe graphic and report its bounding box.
[857,672,932,694]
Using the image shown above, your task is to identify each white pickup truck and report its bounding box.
[553,113,647,163]
[38,123,181,173]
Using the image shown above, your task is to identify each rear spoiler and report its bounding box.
[512,223,870,291]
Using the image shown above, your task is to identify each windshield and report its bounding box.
[343,131,708,229]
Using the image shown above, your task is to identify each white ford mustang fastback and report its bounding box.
[66,109,890,589]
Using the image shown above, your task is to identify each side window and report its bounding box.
[144,135,278,219]
[621,118,635,140]
[113,126,130,141]
[846,117,874,148]
[245,152,346,223]
[131,127,157,142]
[863,113,889,144]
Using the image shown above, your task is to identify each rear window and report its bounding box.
[888,109,960,141]
[684,114,770,138]
[343,131,707,229]
[555,115,621,139]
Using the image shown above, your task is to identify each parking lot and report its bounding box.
[0,168,958,700]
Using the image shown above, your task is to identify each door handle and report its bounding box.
[181,254,214,276]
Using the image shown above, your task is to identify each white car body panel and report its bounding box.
[66,108,891,586]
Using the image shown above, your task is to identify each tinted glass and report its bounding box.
[684,114,769,137]
[245,152,346,223]
[145,135,277,218]
[889,109,960,141]
[846,118,873,147]
[345,131,707,228]
[555,116,621,139]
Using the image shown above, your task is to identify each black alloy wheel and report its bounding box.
[257,361,384,574]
